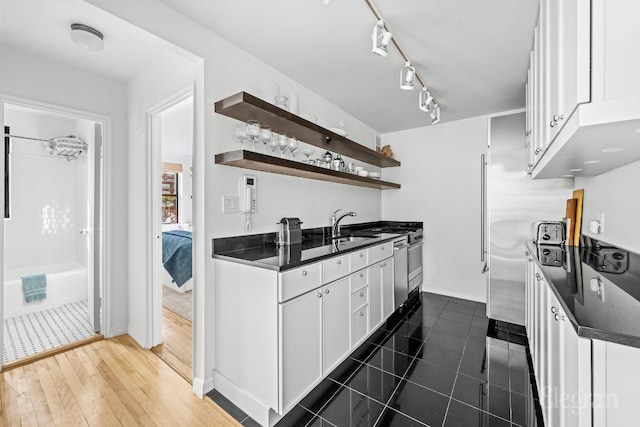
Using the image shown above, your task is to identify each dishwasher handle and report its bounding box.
[394,243,409,250]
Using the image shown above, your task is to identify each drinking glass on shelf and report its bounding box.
[288,137,299,160]
[277,134,289,157]
[245,120,261,151]
[259,126,272,153]
[236,123,249,147]
[267,135,279,154]
[303,148,315,163]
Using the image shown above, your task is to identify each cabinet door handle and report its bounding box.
[360,311,364,316]
[360,273,364,278]
[359,292,364,297]
[337,260,342,265]
[317,292,322,298]
[360,253,364,258]
[325,289,330,294]
[550,114,564,127]
[551,306,559,314]
[535,273,541,281]
[535,148,542,155]
[554,313,565,322]
[302,270,308,276]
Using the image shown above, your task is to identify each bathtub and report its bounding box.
[3,263,88,318]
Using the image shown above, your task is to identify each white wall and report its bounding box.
[87,0,384,395]
[0,43,129,336]
[382,116,489,302]
[126,50,200,345]
[576,160,640,253]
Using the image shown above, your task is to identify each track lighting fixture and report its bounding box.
[419,87,433,112]
[431,104,441,125]
[364,0,442,123]
[400,62,415,90]
[371,20,392,57]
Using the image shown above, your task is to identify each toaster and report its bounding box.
[534,221,565,245]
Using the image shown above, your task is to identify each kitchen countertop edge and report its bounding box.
[526,240,640,348]
[214,233,403,272]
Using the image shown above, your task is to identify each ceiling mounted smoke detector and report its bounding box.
[70,23,104,52]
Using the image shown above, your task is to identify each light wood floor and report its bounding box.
[151,307,192,384]
[0,334,239,426]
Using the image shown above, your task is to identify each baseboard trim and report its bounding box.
[422,286,486,303]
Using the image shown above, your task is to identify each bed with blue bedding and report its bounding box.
[162,230,192,287]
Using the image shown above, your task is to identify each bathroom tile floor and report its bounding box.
[207,292,543,427]
[2,299,94,363]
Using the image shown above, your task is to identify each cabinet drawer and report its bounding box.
[279,263,322,302]
[350,269,368,291]
[323,254,350,284]
[351,305,369,346]
[350,249,368,272]
[369,243,391,265]
[351,285,369,312]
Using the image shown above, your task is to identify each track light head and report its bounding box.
[419,87,433,112]
[431,104,441,124]
[372,20,392,57]
[400,62,415,90]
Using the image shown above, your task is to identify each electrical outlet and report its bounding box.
[596,212,605,232]
[223,196,239,214]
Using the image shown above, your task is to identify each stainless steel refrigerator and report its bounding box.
[484,113,572,325]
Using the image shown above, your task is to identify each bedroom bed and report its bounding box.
[162,230,193,293]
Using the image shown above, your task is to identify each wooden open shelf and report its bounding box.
[214,92,400,168]
[215,150,401,190]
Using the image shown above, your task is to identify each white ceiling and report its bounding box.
[1,0,540,133]
[0,0,170,82]
[158,0,540,132]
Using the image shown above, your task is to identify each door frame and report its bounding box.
[146,85,195,348]
[0,93,110,369]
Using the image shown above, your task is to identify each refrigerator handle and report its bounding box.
[480,154,486,262]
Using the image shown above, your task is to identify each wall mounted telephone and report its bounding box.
[240,174,257,213]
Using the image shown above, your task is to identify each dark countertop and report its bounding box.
[527,237,640,348]
[212,221,422,272]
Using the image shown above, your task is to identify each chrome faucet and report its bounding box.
[331,209,357,238]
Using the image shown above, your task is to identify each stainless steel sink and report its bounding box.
[332,235,375,244]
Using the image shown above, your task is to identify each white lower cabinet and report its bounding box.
[279,288,323,414]
[214,243,399,427]
[592,340,640,426]
[322,277,351,373]
[369,258,394,332]
[527,256,591,427]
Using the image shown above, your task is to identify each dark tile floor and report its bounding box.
[207,292,543,427]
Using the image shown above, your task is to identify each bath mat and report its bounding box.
[3,299,94,364]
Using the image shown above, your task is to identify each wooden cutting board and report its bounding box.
[572,189,584,246]
[566,198,578,246]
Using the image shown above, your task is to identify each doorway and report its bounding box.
[1,100,104,367]
[149,88,194,383]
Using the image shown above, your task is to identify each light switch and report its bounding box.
[223,196,239,214]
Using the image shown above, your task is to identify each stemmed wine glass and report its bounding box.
[267,134,279,154]
[277,134,289,158]
[245,120,261,151]
[236,123,249,148]
[288,137,299,160]
[259,126,272,153]
[303,148,315,164]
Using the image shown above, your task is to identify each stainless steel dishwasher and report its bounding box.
[393,237,409,309]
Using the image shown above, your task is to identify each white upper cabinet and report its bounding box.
[528,0,640,179]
